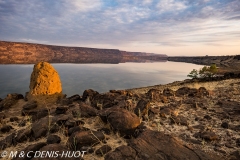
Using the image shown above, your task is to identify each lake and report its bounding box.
[0,61,203,98]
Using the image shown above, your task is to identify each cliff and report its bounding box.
[0,41,167,64]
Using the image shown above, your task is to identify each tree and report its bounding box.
[187,69,198,79]
[187,64,218,79]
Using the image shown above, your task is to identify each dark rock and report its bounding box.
[47,135,61,144]
[18,120,27,127]
[129,130,221,159]
[232,125,240,131]
[53,114,70,126]
[95,145,112,156]
[0,112,6,120]
[10,116,19,122]
[175,87,200,97]
[68,130,105,150]
[221,122,229,129]
[192,125,205,131]
[175,87,191,97]
[105,145,137,160]
[13,142,47,160]
[72,102,97,117]
[229,151,240,160]
[32,109,49,122]
[31,117,50,139]
[163,88,174,96]
[0,93,24,111]
[22,107,48,122]
[170,115,188,126]
[134,99,150,117]
[22,101,38,110]
[200,131,218,141]
[236,138,240,147]
[0,133,16,150]
[16,128,32,143]
[67,94,81,102]
[55,106,68,114]
[98,128,111,135]
[68,126,89,136]
[0,125,13,133]
[225,143,234,148]
[186,138,202,145]
[146,89,167,103]
[91,93,120,109]
[217,100,240,116]
[204,115,212,120]
[160,107,172,118]
[188,88,199,97]
[81,146,94,154]
[82,89,99,102]
[198,87,209,97]
[101,108,140,135]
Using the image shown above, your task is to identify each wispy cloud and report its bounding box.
[0,0,239,55]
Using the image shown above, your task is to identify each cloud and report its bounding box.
[0,0,239,55]
[157,0,187,13]
[67,0,102,12]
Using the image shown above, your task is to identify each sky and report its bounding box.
[0,0,239,56]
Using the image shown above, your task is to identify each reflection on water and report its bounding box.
[0,61,203,98]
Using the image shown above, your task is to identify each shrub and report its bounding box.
[188,64,218,79]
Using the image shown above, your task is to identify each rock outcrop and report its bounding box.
[29,62,62,96]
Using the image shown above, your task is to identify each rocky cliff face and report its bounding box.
[0,41,167,64]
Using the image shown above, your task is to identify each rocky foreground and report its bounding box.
[0,77,240,159]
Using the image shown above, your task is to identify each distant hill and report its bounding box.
[0,41,167,64]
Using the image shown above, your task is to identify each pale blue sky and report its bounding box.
[0,0,239,56]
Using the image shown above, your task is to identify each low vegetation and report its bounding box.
[188,64,218,79]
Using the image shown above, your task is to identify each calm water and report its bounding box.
[0,61,203,98]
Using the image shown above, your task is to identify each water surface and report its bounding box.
[0,61,203,98]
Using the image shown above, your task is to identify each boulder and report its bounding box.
[82,89,99,102]
[0,133,16,150]
[10,116,19,122]
[163,88,175,97]
[68,130,105,150]
[95,145,112,156]
[15,128,32,143]
[22,101,38,110]
[129,130,222,159]
[100,108,140,135]
[0,125,13,133]
[22,106,49,122]
[72,102,97,118]
[105,145,137,160]
[29,62,62,96]
[200,131,218,141]
[55,106,68,114]
[47,135,61,144]
[134,99,150,117]
[0,93,24,111]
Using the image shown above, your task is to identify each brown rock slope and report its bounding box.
[0,41,167,64]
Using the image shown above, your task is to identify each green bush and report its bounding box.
[188,64,218,79]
